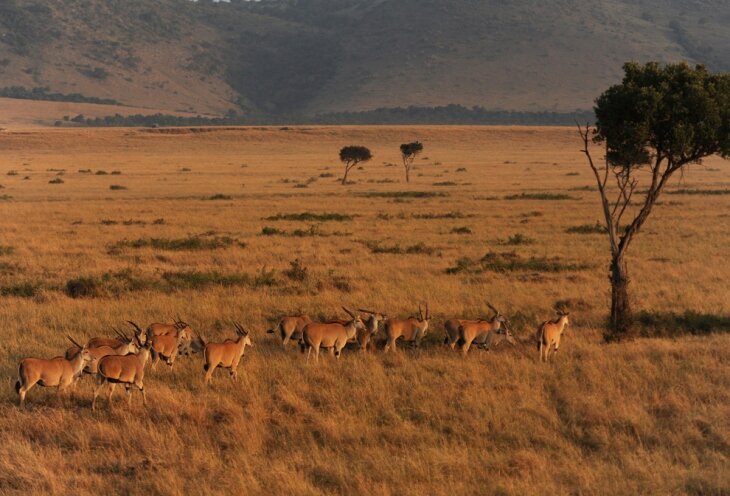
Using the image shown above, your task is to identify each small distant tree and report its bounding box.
[339,146,372,185]
[579,62,729,341]
[400,141,424,182]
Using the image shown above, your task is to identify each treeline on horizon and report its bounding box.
[0,86,120,105]
[67,105,595,127]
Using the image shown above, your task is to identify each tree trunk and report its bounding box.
[342,164,350,185]
[608,253,633,341]
[405,164,410,183]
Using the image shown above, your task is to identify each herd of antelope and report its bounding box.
[14,305,570,409]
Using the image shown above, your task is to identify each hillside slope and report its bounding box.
[0,0,728,118]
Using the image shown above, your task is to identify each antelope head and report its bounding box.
[67,336,93,364]
[234,322,253,348]
[556,310,570,328]
[498,322,517,345]
[487,302,508,328]
[113,327,139,353]
[342,306,365,331]
[358,308,388,332]
[126,321,147,344]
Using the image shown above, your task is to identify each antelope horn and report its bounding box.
[418,304,423,320]
[426,302,430,319]
[358,308,379,315]
[127,321,144,334]
[67,335,83,349]
[235,322,248,336]
[486,302,499,315]
[112,327,127,341]
[342,306,356,318]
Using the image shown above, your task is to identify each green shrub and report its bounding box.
[265,212,354,222]
[504,192,577,200]
[566,222,606,234]
[66,277,100,298]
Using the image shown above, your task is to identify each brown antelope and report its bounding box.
[267,314,312,348]
[149,326,190,369]
[354,309,388,351]
[383,304,430,352]
[202,323,253,384]
[127,317,193,339]
[16,340,92,408]
[536,311,570,362]
[456,304,511,356]
[300,307,364,362]
[444,303,504,350]
[92,337,152,410]
[66,334,139,375]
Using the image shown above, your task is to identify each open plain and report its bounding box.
[0,126,728,495]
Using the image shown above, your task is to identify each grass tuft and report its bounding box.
[504,192,577,200]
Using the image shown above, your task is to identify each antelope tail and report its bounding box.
[15,380,20,394]
[536,323,546,351]
[299,338,306,354]
[203,363,210,372]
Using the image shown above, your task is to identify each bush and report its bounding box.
[109,236,243,252]
[162,271,250,289]
[451,226,472,234]
[208,194,232,200]
[566,222,606,234]
[1,282,40,298]
[66,277,100,298]
[261,226,285,236]
[109,184,127,190]
[360,191,447,199]
[504,192,577,200]
[48,177,64,184]
[283,259,308,282]
[501,233,535,245]
[265,212,354,222]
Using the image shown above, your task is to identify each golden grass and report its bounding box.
[0,126,729,495]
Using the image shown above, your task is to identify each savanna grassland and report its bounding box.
[0,126,728,495]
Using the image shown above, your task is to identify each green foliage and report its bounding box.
[1,282,40,298]
[500,233,535,245]
[666,189,730,196]
[504,192,576,200]
[110,236,244,252]
[594,62,730,168]
[339,146,372,164]
[283,258,308,282]
[265,212,354,222]
[566,223,607,234]
[162,271,250,290]
[447,252,590,275]
[65,277,100,298]
[0,86,119,105]
[400,142,423,159]
[360,191,447,199]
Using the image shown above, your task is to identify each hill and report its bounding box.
[0,0,728,120]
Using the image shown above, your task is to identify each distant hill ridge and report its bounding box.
[0,0,727,121]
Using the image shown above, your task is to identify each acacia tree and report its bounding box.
[580,62,729,341]
[339,145,372,185]
[400,141,423,182]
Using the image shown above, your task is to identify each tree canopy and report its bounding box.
[581,61,730,340]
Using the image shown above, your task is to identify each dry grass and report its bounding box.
[0,126,729,495]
